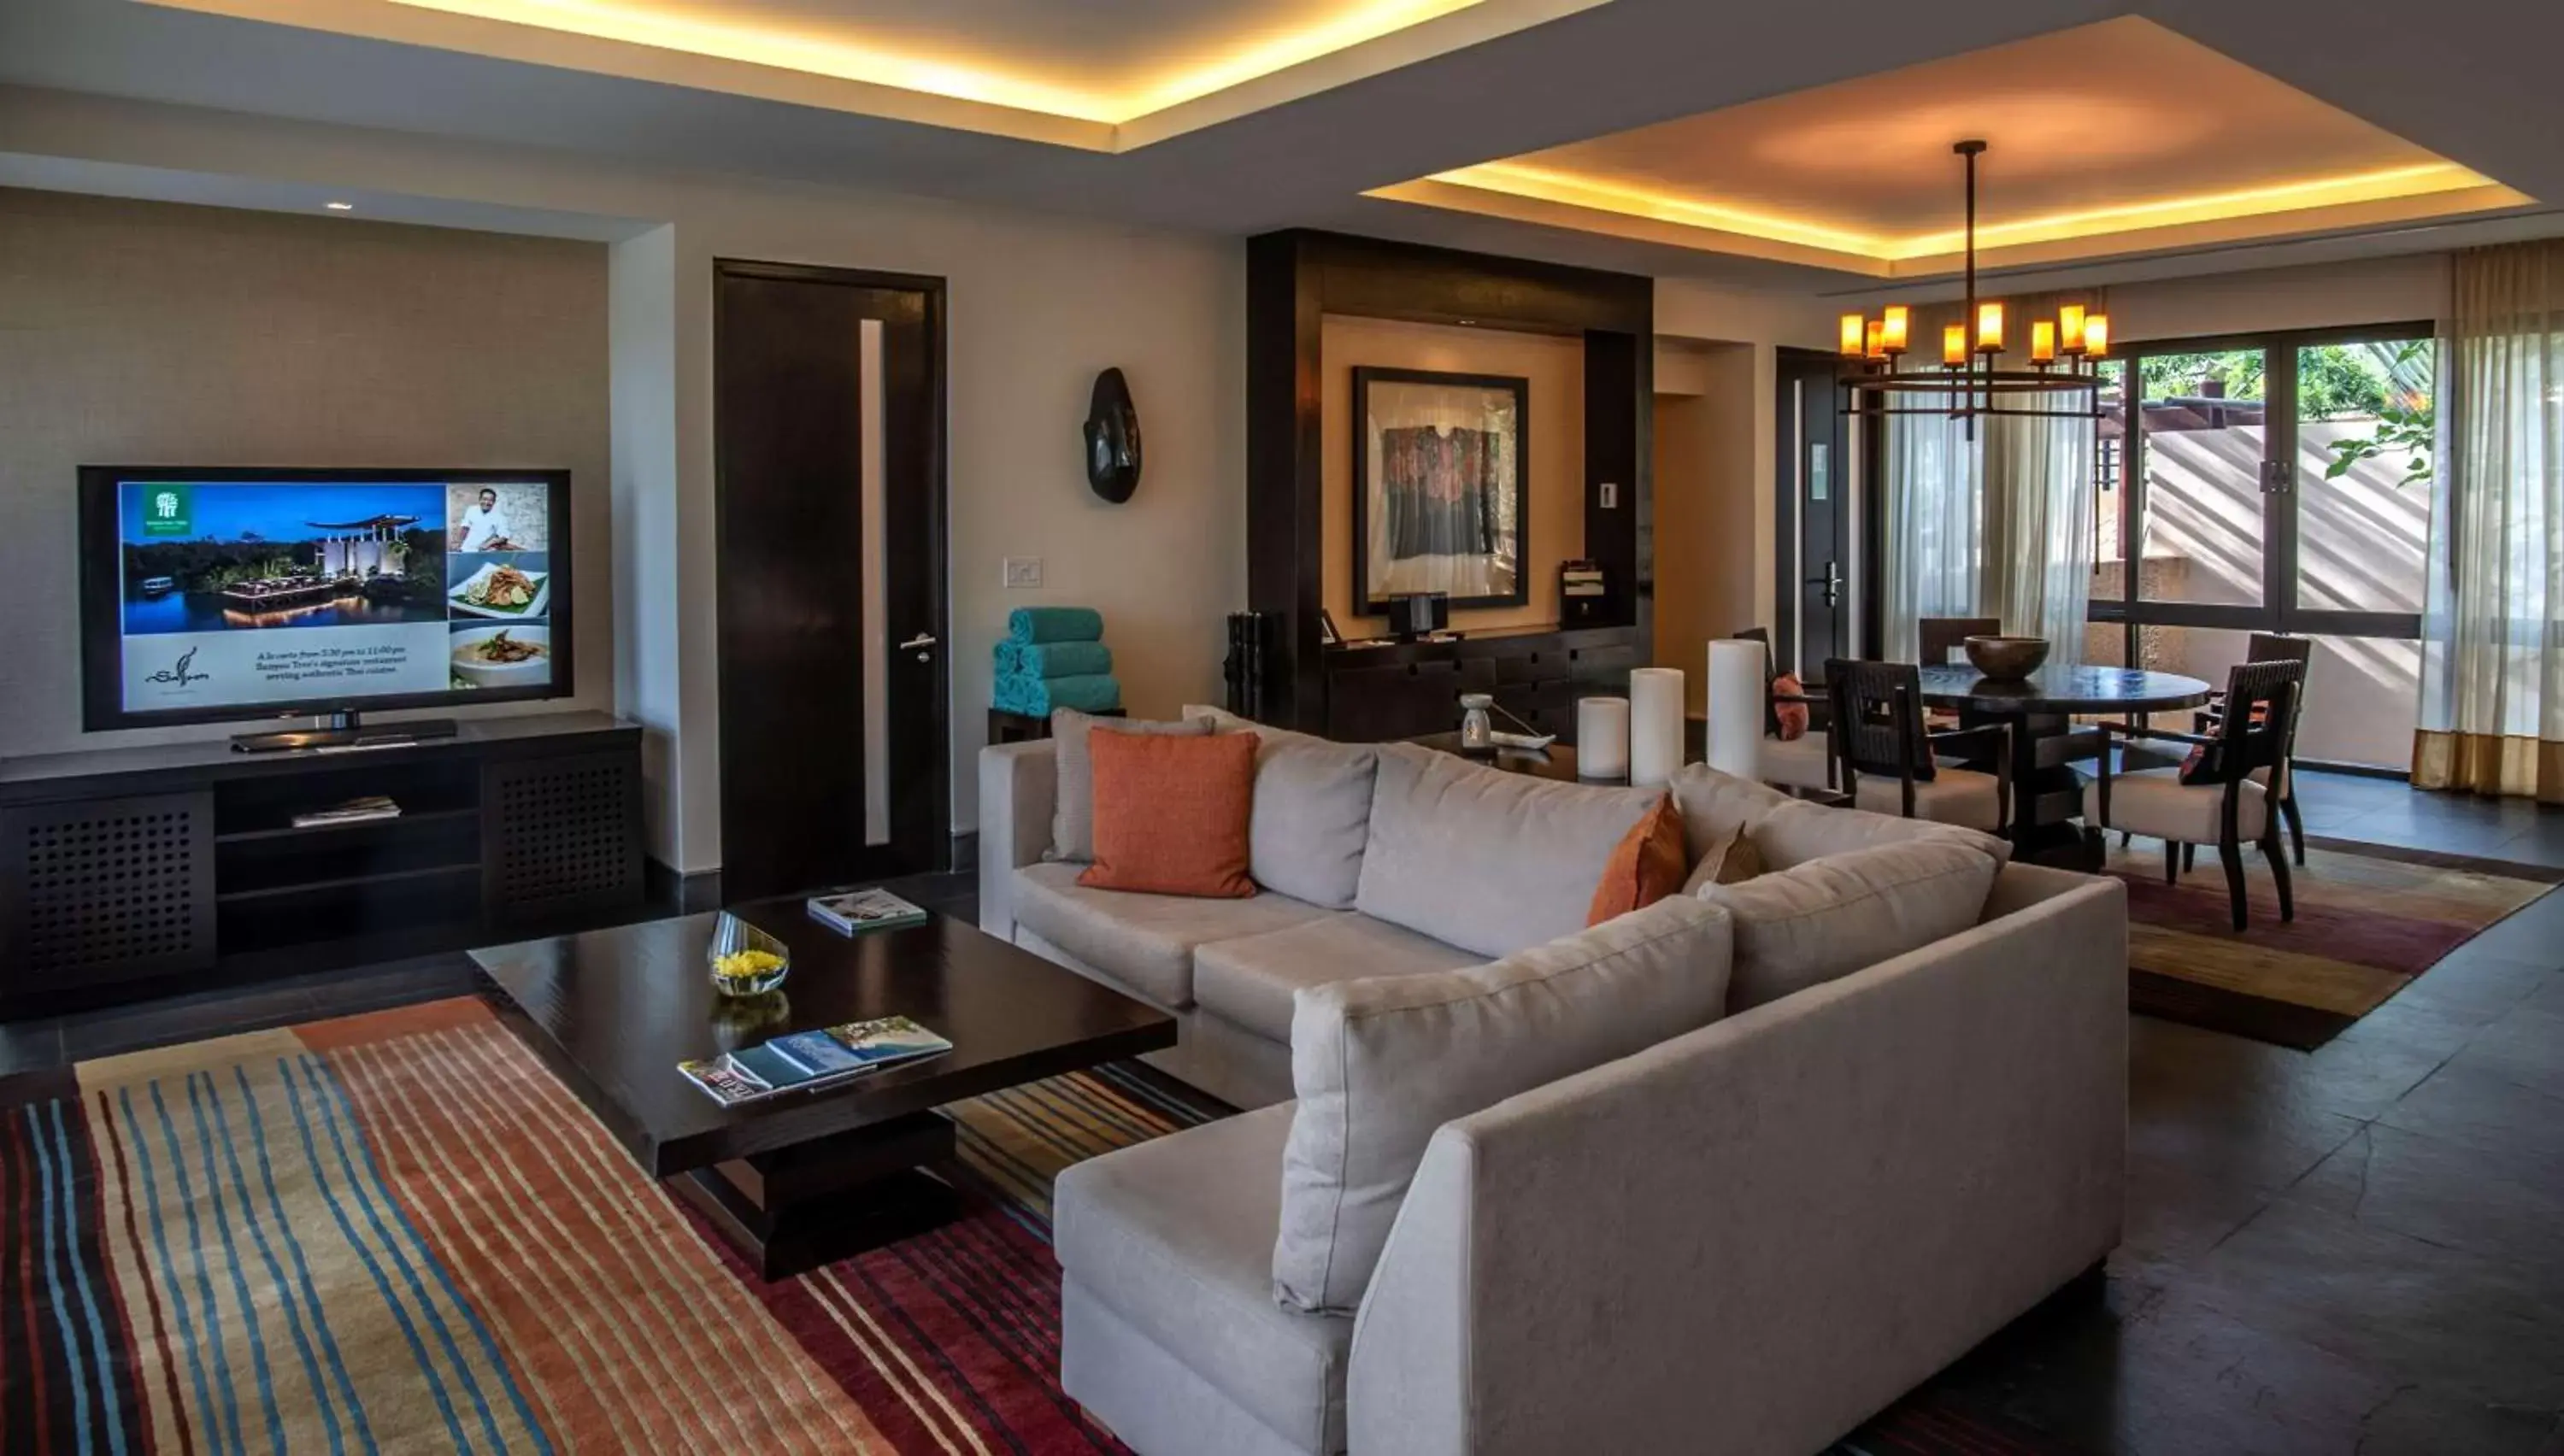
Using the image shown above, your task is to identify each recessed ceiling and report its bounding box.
[1373,16,2534,277]
[133,0,1605,147]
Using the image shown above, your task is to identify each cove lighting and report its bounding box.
[1414,157,2500,264]
[372,0,1484,124]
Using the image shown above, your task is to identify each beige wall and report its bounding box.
[1320,314,1584,636]
[0,186,613,759]
[0,86,1244,869]
[1651,340,1762,714]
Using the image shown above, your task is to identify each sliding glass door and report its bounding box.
[2090,324,2433,767]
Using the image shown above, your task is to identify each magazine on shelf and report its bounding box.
[806,887,931,936]
[291,796,403,828]
[678,1016,953,1107]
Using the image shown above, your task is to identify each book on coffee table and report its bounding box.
[679,1015,953,1107]
[806,888,931,936]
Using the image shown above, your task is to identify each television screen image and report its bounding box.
[82,467,573,730]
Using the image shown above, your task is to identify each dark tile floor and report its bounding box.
[6,801,2561,1454]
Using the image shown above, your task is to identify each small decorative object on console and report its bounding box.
[1962,635,2050,681]
[806,888,930,936]
[1458,692,1496,750]
[706,911,791,998]
[1386,591,1449,641]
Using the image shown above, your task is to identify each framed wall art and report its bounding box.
[1352,366,1529,613]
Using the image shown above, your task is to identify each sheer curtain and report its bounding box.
[1879,291,2100,662]
[2414,239,2564,798]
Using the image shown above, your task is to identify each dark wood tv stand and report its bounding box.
[0,711,644,1019]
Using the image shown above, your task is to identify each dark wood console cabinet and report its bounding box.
[1322,625,1637,743]
[0,712,643,1017]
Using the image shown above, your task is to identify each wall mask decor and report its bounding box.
[1353,366,1529,612]
[1083,367,1143,503]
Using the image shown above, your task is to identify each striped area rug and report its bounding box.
[2110,839,2555,1048]
[2,995,2066,1454]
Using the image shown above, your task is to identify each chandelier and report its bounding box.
[1838,140,2109,432]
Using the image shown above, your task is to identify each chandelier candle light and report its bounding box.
[1838,140,2108,437]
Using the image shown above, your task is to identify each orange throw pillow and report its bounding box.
[1079,730,1258,898]
[1586,794,1688,925]
[1772,673,1811,741]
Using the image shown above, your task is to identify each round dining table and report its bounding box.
[1914,663,2214,870]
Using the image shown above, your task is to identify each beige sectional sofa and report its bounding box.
[978,710,2128,1456]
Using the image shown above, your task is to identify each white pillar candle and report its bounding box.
[1704,638,1767,778]
[1578,696,1631,780]
[1629,667,1686,788]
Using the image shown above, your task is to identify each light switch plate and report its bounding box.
[1003,556,1044,589]
[1599,481,1620,508]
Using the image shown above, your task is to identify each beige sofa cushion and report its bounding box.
[1748,798,2012,870]
[1355,743,1662,960]
[1697,840,1999,1013]
[2086,767,2271,843]
[1009,862,1328,1008]
[1273,895,1734,1313]
[1182,704,1379,909]
[1667,763,1799,862]
[1194,913,1482,1043]
[1049,708,1214,862]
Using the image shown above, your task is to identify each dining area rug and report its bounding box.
[0,995,2070,1455]
[2107,840,2555,1048]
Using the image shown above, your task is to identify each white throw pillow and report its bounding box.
[1697,839,1998,1012]
[1273,895,1735,1313]
[1182,704,1377,908]
[1667,762,1799,863]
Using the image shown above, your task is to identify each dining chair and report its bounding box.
[2196,633,2314,866]
[1821,659,2010,831]
[2088,659,2302,931]
[1734,626,1832,790]
[1917,616,2000,669]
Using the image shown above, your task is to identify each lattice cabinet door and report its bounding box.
[1,791,217,993]
[483,751,644,928]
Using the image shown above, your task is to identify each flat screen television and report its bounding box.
[79,467,574,738]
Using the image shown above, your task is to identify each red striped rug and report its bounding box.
[1,995,2070,1454]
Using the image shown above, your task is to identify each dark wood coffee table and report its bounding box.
[471,900,1175,1278]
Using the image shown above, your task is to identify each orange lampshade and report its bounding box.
[1839,313,1867,358]
[1864,320,1886,360]
[1975,302,2006,354]
[2030,320,2056,363]
[2058,302,2088,355]
[1880,304,1910,355]
[1942,323,1967,367]
[2084,313,2111,357]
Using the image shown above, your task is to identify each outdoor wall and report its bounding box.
[0,85,1245,871]
[1320,314,1584,636]
[0,185,614,760]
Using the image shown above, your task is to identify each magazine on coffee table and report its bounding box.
[806,888,931,936]
[679,1015,953,1107]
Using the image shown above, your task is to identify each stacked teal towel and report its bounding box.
[994,606,1120,718]
[991,673,1122,716]
[1008,606,1105,644]
[995,640,1112,679]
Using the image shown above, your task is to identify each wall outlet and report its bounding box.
[1003,556,1044,590]
[1598,481,1620,508]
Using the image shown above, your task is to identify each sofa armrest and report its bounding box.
[978,739,1057,942]
[1350,876,2128,1456]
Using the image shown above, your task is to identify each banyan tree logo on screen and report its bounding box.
[140,484,193,537]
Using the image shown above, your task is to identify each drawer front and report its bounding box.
[1494,648,1570,685]
[1326,659,1495,742]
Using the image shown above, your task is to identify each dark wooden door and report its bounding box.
[1776,348,1851,677]
[715,261,947,900]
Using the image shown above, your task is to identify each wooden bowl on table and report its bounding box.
[1962,635,2050,681]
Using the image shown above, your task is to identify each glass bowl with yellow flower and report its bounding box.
[706,911,791,998]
